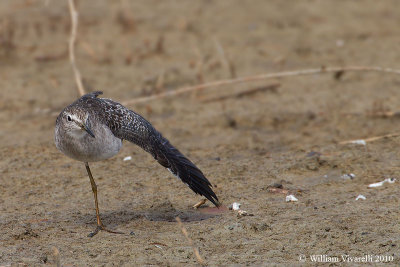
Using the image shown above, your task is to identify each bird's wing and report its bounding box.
[94,96,220,207]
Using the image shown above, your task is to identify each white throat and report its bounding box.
[69,128,88,139]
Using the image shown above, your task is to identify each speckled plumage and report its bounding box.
[55,91,219,206]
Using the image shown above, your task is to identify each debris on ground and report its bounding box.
[285,195,298,202]
[355,194,366,200]
[229,202,253,216]
[341,173,356,180]
[123,156,132,161]
[368,178,396,188]
[349,139,367,145]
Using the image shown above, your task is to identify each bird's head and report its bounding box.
[57,109,95,139]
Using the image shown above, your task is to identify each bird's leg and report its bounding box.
[84,162,123,237]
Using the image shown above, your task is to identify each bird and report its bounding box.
[55,91,220,237]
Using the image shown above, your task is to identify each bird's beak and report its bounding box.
[80,122,95,138]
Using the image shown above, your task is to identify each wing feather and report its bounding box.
[90,96,220,206]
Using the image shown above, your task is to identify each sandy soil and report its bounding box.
[1,0,400,266]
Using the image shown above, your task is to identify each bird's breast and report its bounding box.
[55,123,122,162]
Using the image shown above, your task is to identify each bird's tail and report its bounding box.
[154,137,220,207]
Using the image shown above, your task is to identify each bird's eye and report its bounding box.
[67,116,72,122]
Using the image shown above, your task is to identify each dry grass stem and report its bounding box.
[80,41,97,62]
[175,216,206,266]
[68,0,85,96]
[202,83,280,103]
[339,132,400,145]
[122,66,400,106]
[214,38,235,78]
[368,111,400,118]
[52,246,61,267]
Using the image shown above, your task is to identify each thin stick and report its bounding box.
[52,247,61,267]
[202,83,280,103]
[175,217,206,266]
[68,0,85,96]
[122,66,400,106]
[339,132,400,145]
[214,38,234,78]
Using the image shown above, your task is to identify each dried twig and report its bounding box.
[368,111,400,118]
[35,50,68,62]
[175,217,206,266]
[80,41,97,62]
[339,132,400,145]
[214,38,235,78]
[202,83,280,103]
[52,247,61,267]
[122,66,400,106]
[68,0,85,96]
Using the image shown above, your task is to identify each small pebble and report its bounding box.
[123,156,132,161]
[237,210,247,216]
[368,178,396,188]
[350,139,366,146]
[230,202,241,211]
[368,181,384,188]
[341,173,356,180]
[270,183,283,189]
[285,195,298,202]
[387,178,396,184]
[336,39,345,47]
[355,194,366,200]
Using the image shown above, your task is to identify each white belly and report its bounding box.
[55,123,122,162]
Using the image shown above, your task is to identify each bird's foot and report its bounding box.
[88,224,124,237]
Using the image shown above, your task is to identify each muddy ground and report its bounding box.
[1,0,400,266]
